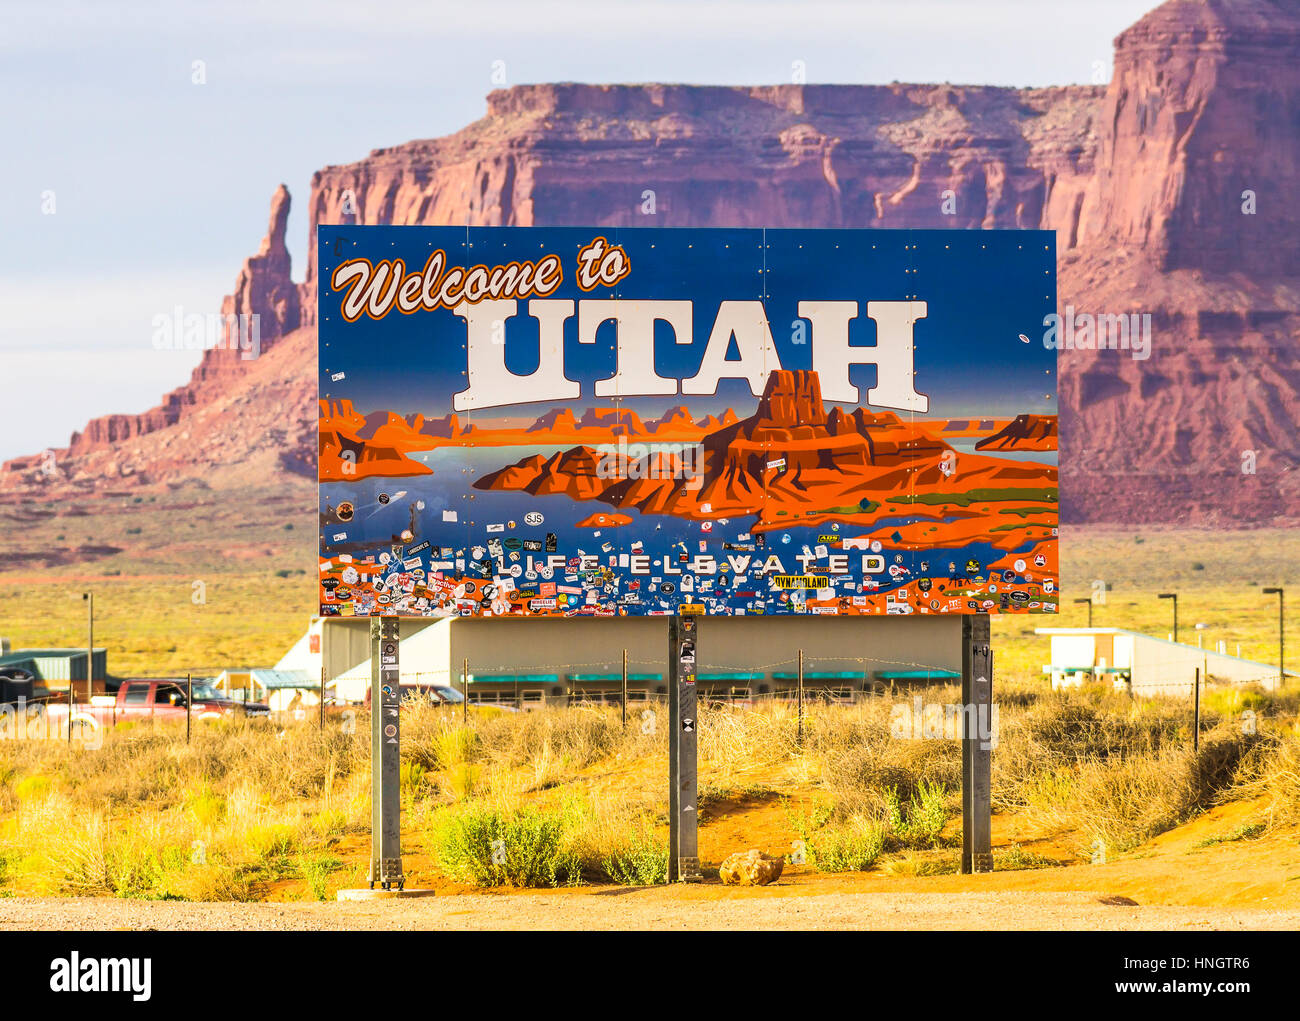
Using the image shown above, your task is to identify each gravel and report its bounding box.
[2,891,1297,931]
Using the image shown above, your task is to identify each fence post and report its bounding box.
[1193,667,1201,752]
[186,673,192,743]
[797,649,804,746]
[462,658,469,723]
[622,648,628,729]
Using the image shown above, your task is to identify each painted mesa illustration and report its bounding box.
[318,225,1058,619]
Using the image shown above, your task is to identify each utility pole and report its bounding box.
[1159,592,1178,644]
[72,591,94,743]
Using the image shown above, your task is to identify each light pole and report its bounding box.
[1073,597,1093,628]
[73,591,94,744]
[1264,587,1284,689]
[1158,592,1178,644]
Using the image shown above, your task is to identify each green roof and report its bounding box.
[0,648,104,665]
[697,672,764,682]
[772,671,862,680]
[250,668,316,690]
[875,669,961,680]
[471,674,559,684]
[569,673,664,682]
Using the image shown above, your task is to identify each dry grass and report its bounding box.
[2,682,1299,896]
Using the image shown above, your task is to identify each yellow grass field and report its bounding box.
[0,478,1293,682]
[1,689,1298,925]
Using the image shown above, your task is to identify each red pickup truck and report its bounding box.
[43,678,270,734]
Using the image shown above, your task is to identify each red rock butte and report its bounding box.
[6,0,1300,529]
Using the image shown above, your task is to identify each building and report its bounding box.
[212,670,253,701]
[1036,627,1288,697]
[0,644,107,696]
[278,614,968,707]
[248,669,322,713]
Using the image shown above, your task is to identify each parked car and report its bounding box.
[43,678,270,734]
[358,683,518,712]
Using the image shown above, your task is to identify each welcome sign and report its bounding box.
[318,226,1058,619]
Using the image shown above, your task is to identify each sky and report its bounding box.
[1,0,1157,462]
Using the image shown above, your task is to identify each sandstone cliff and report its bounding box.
[8,0,1299,528]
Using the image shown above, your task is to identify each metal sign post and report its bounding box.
[961,613,993,874]
[667,614,702,882]
[369,616,404,890]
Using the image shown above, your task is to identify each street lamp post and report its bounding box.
[77,591,96,743]
[1073,597,1093,628]
[1264,587,1284,690]
[1158,592,1178,644]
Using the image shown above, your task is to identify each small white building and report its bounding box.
[1036,627,1287,697]
[249,669,322,713]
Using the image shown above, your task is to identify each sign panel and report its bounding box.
[318,227,1057,618]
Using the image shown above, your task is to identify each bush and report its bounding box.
[599,827,668,885]
[429,806,580,888]
[301,855,343,901]
[805,817,888,872]
[885,781,949,849]
[994,844,1060,871]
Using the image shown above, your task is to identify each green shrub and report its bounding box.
[806,818,887,872]
[301,855,343,901]
[885,781,949,849]
[599,828,668,885]
[430,806,580,888]
[994,844,1060,871]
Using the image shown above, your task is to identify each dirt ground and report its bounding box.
[3,798,1298,931]
[1,888,1296,931]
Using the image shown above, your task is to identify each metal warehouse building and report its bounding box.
[0,644,106,687]
[276,615,967,707]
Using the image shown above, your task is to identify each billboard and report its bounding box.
[318,227,1057,619]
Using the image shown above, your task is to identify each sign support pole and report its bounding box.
[369,616,403,890]
[961,613,993,874]
[667,614,701,882]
